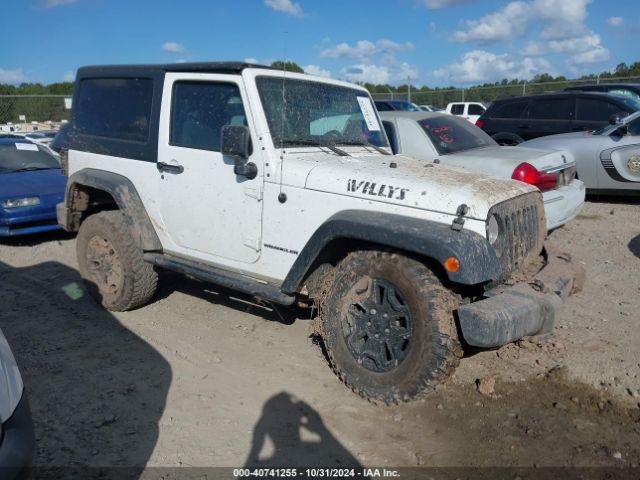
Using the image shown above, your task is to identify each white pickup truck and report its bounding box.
[446,102,487,124]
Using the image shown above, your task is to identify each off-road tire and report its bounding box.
[77,211,158,312]
[320,251,462,404]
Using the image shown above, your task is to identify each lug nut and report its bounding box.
[384,328,390,334]
[366,321,372,327]
[370,309,377,315]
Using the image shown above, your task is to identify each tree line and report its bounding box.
[1,61,638,123]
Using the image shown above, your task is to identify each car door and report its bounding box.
[575,97,629,132]
[157,73,264,264]
[524,97,574,140]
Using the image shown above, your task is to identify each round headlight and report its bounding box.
[487,214,499,245]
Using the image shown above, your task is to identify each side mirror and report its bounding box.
[609,113,628,126]
[221,125,257,179]
[221,125,251,160]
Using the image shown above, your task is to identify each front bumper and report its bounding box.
[0,210,61,237]
[457,242,585,348]
[0,393,35,480]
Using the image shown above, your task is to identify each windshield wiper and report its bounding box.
[280,139,350,157]
[337,140,391,155]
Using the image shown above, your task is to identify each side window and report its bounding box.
[528,98,572,120]
[493,101,529,119]
[170,81,247,151]
[576,98,624,122]
[468,104,485,116]
[375,102,392,111]
[75,78,153,142]
[450,104,464,115]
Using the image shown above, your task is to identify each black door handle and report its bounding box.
[157,161,184,174]
[518,124,530,129]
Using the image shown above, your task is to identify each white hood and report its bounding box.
[299,150,536,220]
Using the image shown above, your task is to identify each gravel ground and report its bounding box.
[0,197,639,475]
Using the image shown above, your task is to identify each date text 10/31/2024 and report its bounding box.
[233,468,401,478]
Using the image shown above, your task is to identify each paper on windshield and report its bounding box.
[357,96,381,132]
[15,143,39,151]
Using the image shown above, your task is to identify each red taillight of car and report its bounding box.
[511,162,558,191]
[475,119,485,129]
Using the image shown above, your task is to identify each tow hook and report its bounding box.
[451,204,468,231]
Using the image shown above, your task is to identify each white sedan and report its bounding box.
[380,111,585,230]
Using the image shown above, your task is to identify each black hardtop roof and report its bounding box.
[76,62,276,77]
[492,90,630,104]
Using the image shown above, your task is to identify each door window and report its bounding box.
[170,81,247,151]
[492,101,529,119]
[468,104,485,116]
[576,98,625,122]
[450,104,464,115]
[527,98,572,120]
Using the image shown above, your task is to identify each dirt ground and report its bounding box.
[0,197,639,477]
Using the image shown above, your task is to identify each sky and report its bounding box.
[1,0,639,87]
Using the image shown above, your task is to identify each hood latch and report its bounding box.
[451,204,469,231]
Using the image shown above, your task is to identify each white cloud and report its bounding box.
[433,50,552,83]
[572,47,610,64]
[321,39,414,60]
[43,0,76,7]
[452,0,593,43]
[340,64,390,84]
[244,58,259,64]
[522,42,546,56]
[162,42,186,54]
[63,71,75,82]
[452,1,531,43]
[548,33,601,53]
[398,62,419,81]
[418,0,469,9]
[607,16,623,27]
[303,65,332,78]
[264,0,302,17]
[0,68,27,85]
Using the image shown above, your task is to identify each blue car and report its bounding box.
[0,137,66,236]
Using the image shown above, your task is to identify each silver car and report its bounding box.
[0,327,34,479]
[520,111,640,194]
[380,111,585,230]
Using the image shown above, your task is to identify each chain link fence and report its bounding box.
[0,95,71,133]
[370,76,640,108]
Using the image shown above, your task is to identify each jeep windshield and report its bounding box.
[256,76,389,149]
[418,115,496,155]
[0,142,60,174]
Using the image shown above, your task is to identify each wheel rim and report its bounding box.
[86,235,123,295]
[342,278,414,373]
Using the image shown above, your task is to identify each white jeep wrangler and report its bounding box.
[57,62,583,403]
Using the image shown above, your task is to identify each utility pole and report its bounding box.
[523,81,527,96]
[408,76,411,103]
[386,86,394,100]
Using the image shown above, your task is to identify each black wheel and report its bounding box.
[77,211,158,311]
[492,133,524,146]
[320,251,462,404]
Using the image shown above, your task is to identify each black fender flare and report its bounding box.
[60,168,162,251]
[281,210,500,293]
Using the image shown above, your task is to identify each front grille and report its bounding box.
[488,192,546,280]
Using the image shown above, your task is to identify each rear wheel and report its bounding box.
[319,251,462,404]
[77,211,158,311]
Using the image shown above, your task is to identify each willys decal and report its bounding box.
[347,179,409,200]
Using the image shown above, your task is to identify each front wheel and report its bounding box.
[77,211,158,311]
[320,251,462,404]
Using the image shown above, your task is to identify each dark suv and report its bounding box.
[477,91,640,145]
